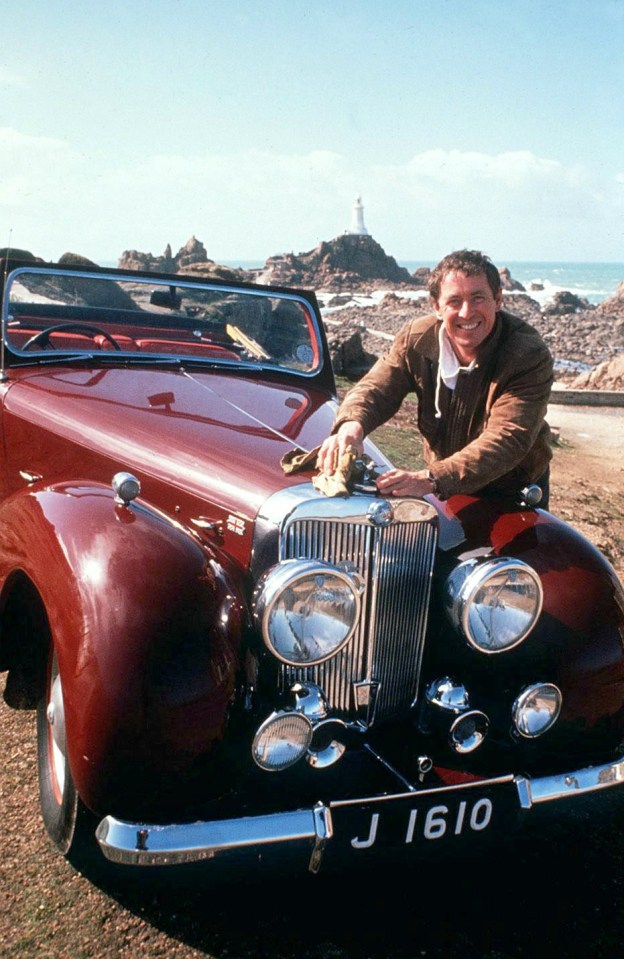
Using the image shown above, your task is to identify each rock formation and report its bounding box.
[0,247,44,263]
[499,267,526,292]
[118,236,211,273]
[543,290,593,315]
[325,325,379,378]
[411,266,431,287]
[116,236,251,283]
[570,354,624,390]
[255,234,418,290]
[595,281,624,315]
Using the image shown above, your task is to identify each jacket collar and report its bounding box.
[422,310,508,367]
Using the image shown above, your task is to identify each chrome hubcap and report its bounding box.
[47,666,67,796]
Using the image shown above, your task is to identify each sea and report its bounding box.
[223,260,623,307]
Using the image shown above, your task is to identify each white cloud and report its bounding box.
[1,135,622,262]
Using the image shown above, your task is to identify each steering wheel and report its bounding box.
[22,322,123,352]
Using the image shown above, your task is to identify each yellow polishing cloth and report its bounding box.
[280,445,358,497]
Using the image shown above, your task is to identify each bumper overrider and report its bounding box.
[95,754,624,871]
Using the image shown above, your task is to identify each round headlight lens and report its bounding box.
[254,560,361,666]
[445,557,543,653]
[513,683,562,738]
[252,711,313,771]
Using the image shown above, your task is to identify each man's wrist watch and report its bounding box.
[425,469,439,495]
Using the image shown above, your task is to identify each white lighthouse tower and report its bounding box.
[346,195,369,236]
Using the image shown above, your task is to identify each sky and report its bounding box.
[1,0,623,266]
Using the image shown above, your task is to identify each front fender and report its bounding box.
[434,494,624,748]
[0,481,246,814]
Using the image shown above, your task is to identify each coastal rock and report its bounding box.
[58,252,100,268]
[255,234,418,291]
[178,261,250,283]
[0,247,44,263]
[501,292,541,322]
[323,293,428,374]
[596,280,624,315]
[543,290,593,315]
[117,236,224,275]
[570,354,624,390]
[175,235,209,269]
[500,267,526,292]
[325,325,378,378]
[117,247,176,272]
[499,302,623,372]
[412,266,431,287]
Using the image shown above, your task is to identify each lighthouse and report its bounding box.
[346,195,369,236]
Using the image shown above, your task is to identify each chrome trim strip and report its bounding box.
[516,755,624,806]
[96,808,322,867]
[309,802,334,873]
[257,484,436,528]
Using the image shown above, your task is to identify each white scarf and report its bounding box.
[434,324,476,418]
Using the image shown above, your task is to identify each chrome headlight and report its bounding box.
[254,559,362,666]
[513,683,562,738]
[445,557,543,654]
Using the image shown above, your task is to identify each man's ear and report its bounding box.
[495,289,503,309]
[430,297,440,317]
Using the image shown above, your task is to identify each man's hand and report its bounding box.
[375,468,435,498]
[317,421,365,474]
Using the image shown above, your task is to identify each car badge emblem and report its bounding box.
[367,500,394,526]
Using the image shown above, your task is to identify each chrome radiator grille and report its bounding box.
[278,499,438,726]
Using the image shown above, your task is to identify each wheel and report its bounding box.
[36,647,94,858]
[23,322,122,351]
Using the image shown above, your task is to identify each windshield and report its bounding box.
[3,267,321,374]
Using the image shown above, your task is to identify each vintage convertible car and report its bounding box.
[1,258,623,874]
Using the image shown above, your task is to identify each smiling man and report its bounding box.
[317,249,554,506]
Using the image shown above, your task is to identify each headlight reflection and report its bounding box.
[445,557,543,653]
[254,560,361,666]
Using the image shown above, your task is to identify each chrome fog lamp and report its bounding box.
[449,710,489,754]
[513,683,562,738]
[426,677,490,754]
[252,711,313,771]
[445,557,543,654]
[254,559,362,666]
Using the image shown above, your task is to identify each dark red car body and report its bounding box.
[1,259,623,873]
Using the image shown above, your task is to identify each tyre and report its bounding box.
[36,646,94,859]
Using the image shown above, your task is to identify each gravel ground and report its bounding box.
[1,404,624,959]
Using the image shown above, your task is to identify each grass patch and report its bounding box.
[369,424,425,470]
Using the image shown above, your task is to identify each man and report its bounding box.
[317,249,553,506]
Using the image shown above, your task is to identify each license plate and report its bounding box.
[329,776,518,854]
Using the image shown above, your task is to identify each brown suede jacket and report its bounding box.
[334,309,554,500]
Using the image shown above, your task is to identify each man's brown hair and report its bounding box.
[428,249,501,302]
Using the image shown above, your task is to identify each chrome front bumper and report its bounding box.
[95,754,624,870]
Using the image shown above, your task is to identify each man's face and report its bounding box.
[434,270,502,364]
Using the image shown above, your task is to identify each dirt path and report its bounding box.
[547,402,624,576]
